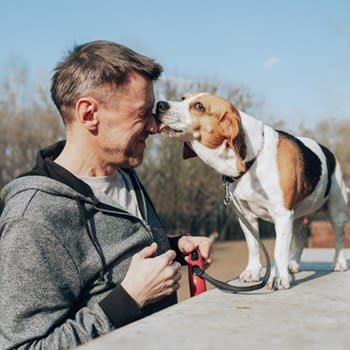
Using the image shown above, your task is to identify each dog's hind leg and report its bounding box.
[239,216,262,283]
[326,167,348,271]
[289,218,308,273]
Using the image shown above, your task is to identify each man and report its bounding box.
[0,40,212,349]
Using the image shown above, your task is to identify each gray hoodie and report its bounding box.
[0,141,180,350]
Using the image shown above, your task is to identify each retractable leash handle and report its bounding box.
[188,249,207,297]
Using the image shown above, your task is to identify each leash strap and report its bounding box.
[192,177,271,293]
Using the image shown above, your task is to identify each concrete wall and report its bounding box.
[77,248,350,350]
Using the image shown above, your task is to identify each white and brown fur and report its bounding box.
[157,92,348,290]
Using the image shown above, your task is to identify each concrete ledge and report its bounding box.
[78,249,350,350]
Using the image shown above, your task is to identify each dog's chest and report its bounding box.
[229,156,291,221]
[230,179,277,221]
[235,194,275,222]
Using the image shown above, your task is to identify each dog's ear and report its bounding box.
[183,142,197,159]
[219,109,246,172]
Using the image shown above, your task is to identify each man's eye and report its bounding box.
[141,109,152,119]
[194,102,205,112]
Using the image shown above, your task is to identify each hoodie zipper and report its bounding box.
[131,174,148,222]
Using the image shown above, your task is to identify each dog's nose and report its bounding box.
[156,101,170,114]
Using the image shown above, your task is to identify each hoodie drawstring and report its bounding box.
[75,198,107,280]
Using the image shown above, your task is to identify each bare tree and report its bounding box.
[0,66,64,189]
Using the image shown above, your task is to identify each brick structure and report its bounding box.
[309,221,350,248]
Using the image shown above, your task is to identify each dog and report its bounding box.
[156,92,348,290]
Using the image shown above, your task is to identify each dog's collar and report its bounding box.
[223,158,256,183]
[224,127,265,183]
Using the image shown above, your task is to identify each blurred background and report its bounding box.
[1,0,349,243]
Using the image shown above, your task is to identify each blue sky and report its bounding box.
[1,0,350,128]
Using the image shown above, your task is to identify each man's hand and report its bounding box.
[178,235,213,269]
[121,243,182,308]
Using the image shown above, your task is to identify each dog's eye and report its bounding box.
[194,102,205,112]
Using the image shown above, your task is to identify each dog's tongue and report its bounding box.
[183,143,197,159]
[158,123,167,132]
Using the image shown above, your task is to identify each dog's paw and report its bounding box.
[288,260,300,273]
[334,260,348,272]
[240,268,261,283]
[266,277,290,290]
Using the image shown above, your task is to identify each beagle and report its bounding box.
[156,92,348,290]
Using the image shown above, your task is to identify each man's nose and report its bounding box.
[146,113,161,135]
[156,101,170,114]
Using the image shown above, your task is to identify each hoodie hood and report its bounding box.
[1,140,97,208]
[1,175,96,209]
[1,140,152,221]
[18,140,96,198]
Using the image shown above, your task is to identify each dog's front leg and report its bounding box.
[239,216,262,283]
[268,209,294,290]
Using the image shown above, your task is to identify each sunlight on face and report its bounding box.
[97,72,157,169]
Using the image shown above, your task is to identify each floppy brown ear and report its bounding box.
[219,110,246,172]
[183,142,197,159]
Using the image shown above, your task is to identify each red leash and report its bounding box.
[188,249,207,297]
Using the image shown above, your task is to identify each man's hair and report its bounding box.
[51,40,163,124]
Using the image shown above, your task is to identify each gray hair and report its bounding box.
[51,40,163,123]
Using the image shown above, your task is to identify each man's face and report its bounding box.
[97,72,158,168]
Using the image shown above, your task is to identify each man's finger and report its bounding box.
[138,242,158,259]
[158,249,176,266]
[179,237,197,254]
[198,242,211,260]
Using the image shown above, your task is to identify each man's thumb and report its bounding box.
[138,242,158,259]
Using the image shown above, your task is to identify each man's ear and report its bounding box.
[219,110,246,172]
[76,98,99,131]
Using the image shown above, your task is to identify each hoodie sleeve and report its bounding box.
[0,218,140,350]
[168,235,187,265]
